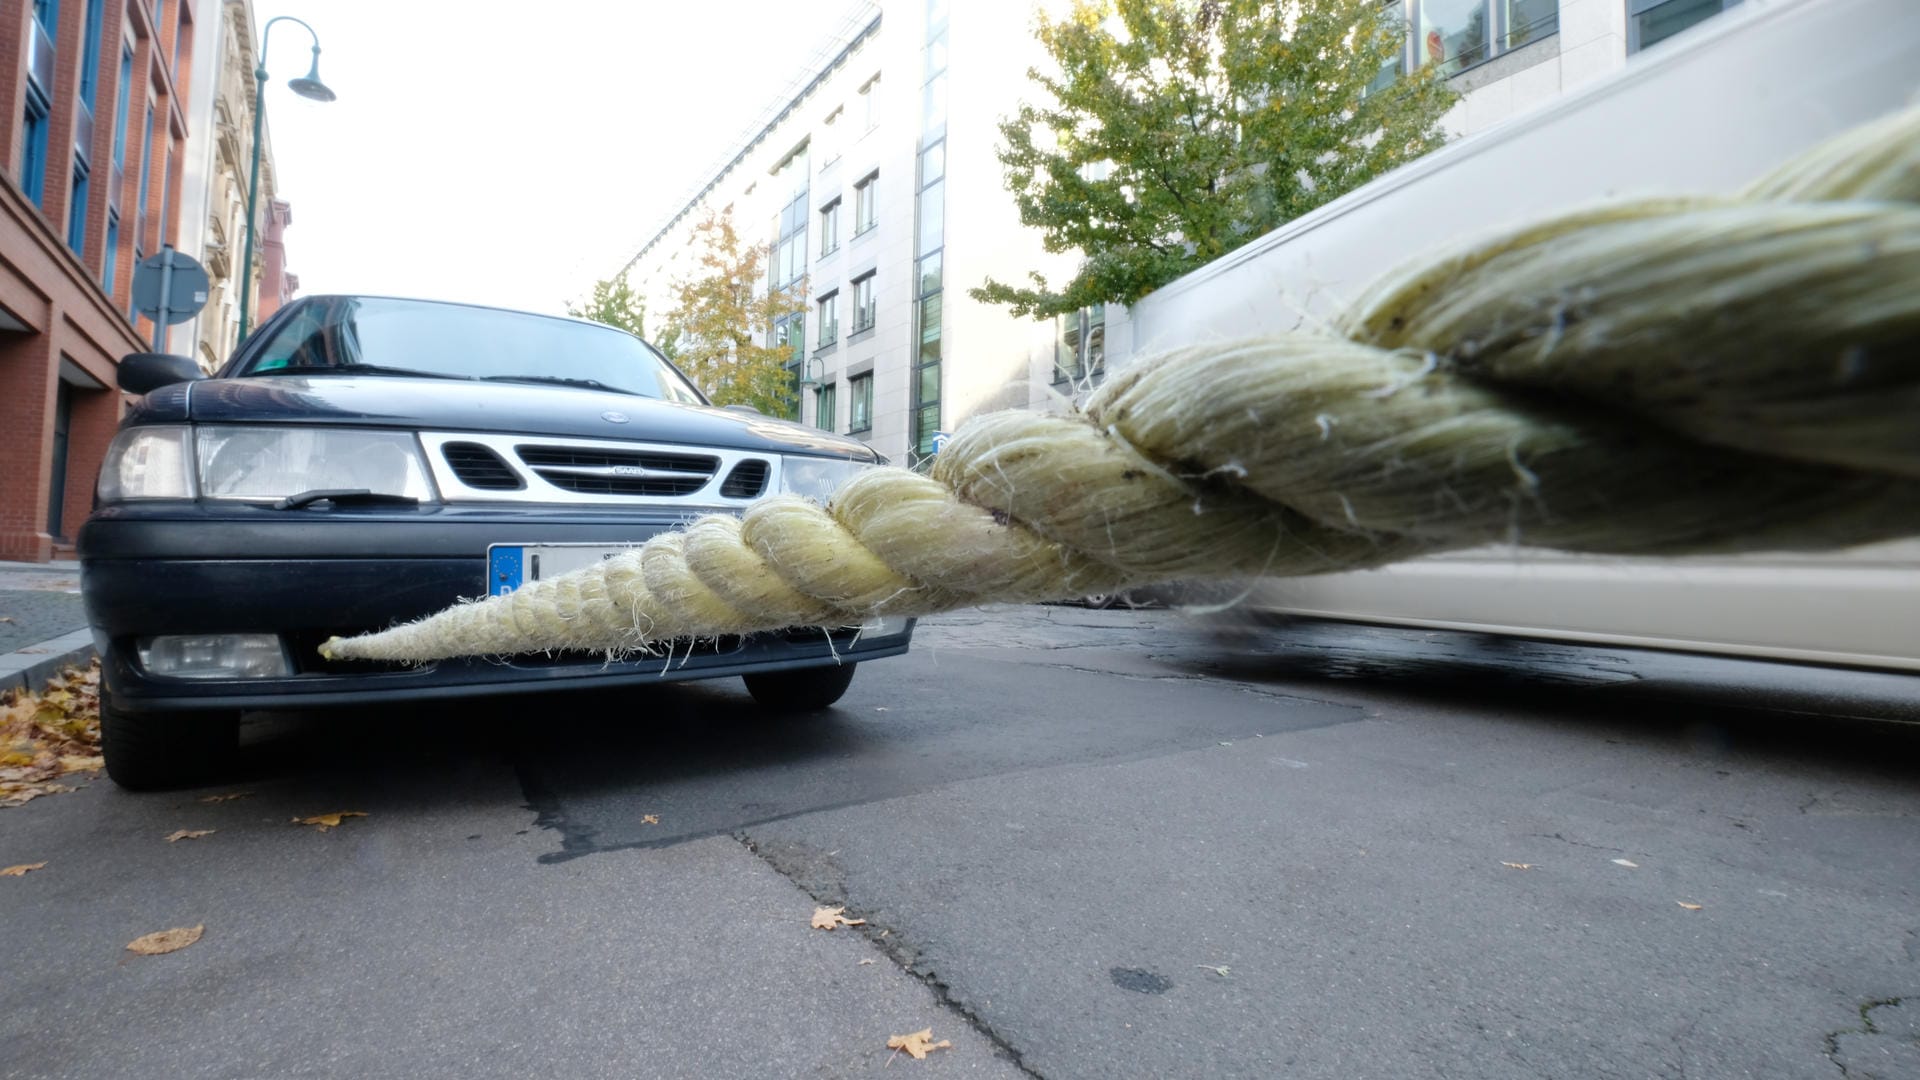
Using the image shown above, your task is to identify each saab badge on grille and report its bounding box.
[601,411,630,424]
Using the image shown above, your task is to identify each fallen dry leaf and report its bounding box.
[859,958,876,966]
[886,1029,952,1060]
[199,792,254,803]
[165,829,215,843]
[812,905,867,930]
[2,861,47,876]
[0,615,14,624]
[1613,859,1639,868]
[1677,901,1704,911]
[642,814,660,825]
[1195,964,1231,978]
[292,811,367,832]
[0,660,102,808]
[126,925,204,955]
[1502,862,1534,870]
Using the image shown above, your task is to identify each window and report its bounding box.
[104,210,118,293]
[128,245,141,317]
[859,75,880,131]
[135,103,153,241]
[815,382,837,432]
[79,0,105,109]
[819,198,840,256]
[66,157,89,253]
[1628,0,1741,52]
[848,373,873,433]
[1505,0,1558,48]
[820,106,843,167]
[1054,305,1107,385]
[816,291,839,347]
[21,89,50,208]
[854,173,878,235]
[1386,0,1558,79]
[852,273,876,334]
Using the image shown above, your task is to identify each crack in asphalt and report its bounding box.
[738,831,1046,1080]
[1822,997,1908,1078]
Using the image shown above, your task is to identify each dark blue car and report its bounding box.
[81,295,913,789]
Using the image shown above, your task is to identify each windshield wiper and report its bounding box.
[481,374,641,396]
[249,364,476,380]
[273,489,421,511]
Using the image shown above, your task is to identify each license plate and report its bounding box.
[486,543,642,596]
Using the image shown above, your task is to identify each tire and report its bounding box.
[1082,593,1119,609]
[741,663,857,712]
[99,687,241,791]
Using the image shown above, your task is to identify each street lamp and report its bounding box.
[237,15,335,340]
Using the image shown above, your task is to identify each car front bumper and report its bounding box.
[80,502,913,712]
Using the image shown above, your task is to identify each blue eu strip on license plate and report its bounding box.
[489,546,524,596]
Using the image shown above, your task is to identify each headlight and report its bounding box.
[98,426,195,502]
[779,455,873,503]
[196,426,438,502]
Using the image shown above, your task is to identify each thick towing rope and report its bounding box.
[323,104,1920,663]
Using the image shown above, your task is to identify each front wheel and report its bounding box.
[100,688,241,791]
[741,663,857,712]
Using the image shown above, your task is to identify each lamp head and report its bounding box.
[288,49,336,102]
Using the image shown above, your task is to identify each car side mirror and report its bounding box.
[118,353,203,394]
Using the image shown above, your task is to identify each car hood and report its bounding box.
[163,375,876,459]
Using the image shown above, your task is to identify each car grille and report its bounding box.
[441,442,524,490]
[513,445,719,496]
[419,432,782,506]
[719,459,770,499]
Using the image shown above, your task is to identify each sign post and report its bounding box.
[130,246,211,352]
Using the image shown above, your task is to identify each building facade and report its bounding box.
[616,0,1748,466]
[0,0,203,561]
[173,0,279,372]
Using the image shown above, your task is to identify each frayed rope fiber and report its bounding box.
[321,103,1920,663]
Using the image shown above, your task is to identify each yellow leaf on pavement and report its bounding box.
[886,1029,952,1060]
[57,754,103,774]
[127,925,204,955]
[198,792,254,803]
[2,862,47,876]
[642,814,660,825]
[292,811,368,832]
[812,905,866,930]
[165,829,215,843]
[1677,901,1704,911]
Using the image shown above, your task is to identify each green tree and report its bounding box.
[657,209,807,416]
[566,271,649,340]
[973,0,1456,318]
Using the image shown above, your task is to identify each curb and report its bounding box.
[0,629,98,696]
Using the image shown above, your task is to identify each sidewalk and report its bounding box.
[0,559,96,695]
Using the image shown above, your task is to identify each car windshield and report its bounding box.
[234,296,706,405]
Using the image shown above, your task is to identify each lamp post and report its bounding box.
[237,15,335,340]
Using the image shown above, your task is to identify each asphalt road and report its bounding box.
[3,606,1918,1079]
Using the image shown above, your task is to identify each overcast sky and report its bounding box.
[250,0,870,315]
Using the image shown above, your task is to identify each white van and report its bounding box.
[1110,0,1920,672]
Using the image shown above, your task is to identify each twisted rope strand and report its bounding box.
[321,103,1920,663]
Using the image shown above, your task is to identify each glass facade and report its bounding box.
[908,0,950,464]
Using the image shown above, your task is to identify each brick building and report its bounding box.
[0,0,199,561]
